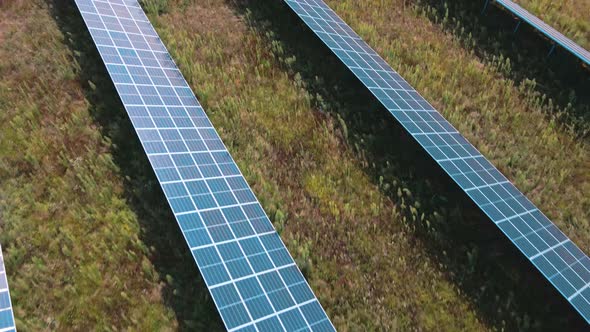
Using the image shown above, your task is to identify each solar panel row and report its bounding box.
[492,0,590,66]
[0,246,16,332]
[282,0,590,324]
[73,0,335,331]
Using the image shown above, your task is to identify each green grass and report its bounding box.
[513,0,590,51]
[0,1,176,330]
[1,0,589,331]
[415,0,590,140]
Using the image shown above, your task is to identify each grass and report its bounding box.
[1,0,589,331]
[512,0,590,51]
[416,0,590,139]
[0,0,177,330]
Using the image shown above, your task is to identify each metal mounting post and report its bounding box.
[547,43,556,57]
[514,20,522,33]
[482,0,490,14]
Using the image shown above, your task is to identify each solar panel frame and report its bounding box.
[73,1,335,331]
[283,0,590,324]
[0,246,16,332]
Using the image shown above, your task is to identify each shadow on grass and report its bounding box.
[49,0,223,330]
[228,0,588,330]
[415,0,590,139]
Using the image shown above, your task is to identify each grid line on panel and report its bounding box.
[73,0,335,331]
[283,0,590,324]
[190,231,277,251]
[571,284,590,301]
[0,246,16,332]
[209,263,298,291]
[531,240,570,260]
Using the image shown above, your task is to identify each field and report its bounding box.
[0,0,588,331]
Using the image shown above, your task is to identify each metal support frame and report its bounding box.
[513,19,522,33]
[547,43,556,57]
[481,0,490,14]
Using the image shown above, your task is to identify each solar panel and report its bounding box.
[72,1,335,331]
[283,0,590,324]
[490,0,590,65]
[0,246,16,332]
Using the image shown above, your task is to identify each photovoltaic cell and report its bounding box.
[283,0,590,324]
[0,246,16,332]
[72,1,335,331]
[492,0,590,66]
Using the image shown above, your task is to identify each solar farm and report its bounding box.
[0,0,589,331]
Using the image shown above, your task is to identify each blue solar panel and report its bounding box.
[283,0,590,324]
[491,0,590,65]
[72,1,335,330]
[0,246,16,332]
